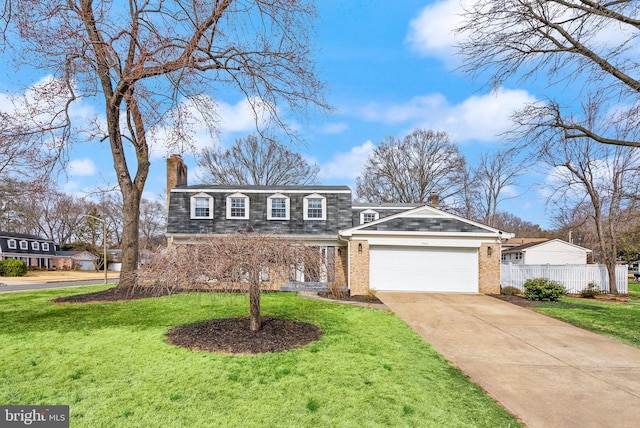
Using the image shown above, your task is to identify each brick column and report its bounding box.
[349,240,370,296]
[478,243,501,294]
[334,246,348,287]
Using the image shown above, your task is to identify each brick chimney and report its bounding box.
[166,154,187,208]
[427,192,440,207]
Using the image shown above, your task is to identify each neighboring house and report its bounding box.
[166,155,513,295]
[501,239,592,265]
[53,251,98,271]
[0,231,57,269]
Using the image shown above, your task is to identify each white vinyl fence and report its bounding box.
[501,264,628,294]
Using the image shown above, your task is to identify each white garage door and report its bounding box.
[369,246,478,292]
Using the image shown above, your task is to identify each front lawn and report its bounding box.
[533,282,640,348]
[0,286,519,427]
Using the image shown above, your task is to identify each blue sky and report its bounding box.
[0,1,560,229]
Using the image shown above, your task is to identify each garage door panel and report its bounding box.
[370,246,478,292]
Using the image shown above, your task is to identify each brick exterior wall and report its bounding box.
[478,242,501,294]
[334,246,348,287]
[349,240,370,296]
[166,154,188,208]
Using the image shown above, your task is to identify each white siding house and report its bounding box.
[501,239,592,265]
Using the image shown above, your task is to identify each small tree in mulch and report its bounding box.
[135,233,322,332]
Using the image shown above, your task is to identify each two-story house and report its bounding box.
[166,155,511,295]
[0,231,57,269]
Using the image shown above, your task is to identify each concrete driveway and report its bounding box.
[377,292,640,428]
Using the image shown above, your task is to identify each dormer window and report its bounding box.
[7,239,16,250]
[190,193,214,219]
[360,209,379,224]
[19,241,28,250]
[31,241,40,250]
[303,194,326,220]
[226,193,250,219]
[42,243,50,251]
[267,194,290,220]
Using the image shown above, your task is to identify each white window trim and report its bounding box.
[267,193,290,220]
[19,241,28,250]
[360,209,379,224]
[42,243,50,251]
[303,193,326,221]
[31,241,40,250]
[7,239,16,250]
[190,193,214,219]
[226,193,250,220]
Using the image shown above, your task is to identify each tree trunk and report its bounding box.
[249,275,261,332]
[118,186,142,288]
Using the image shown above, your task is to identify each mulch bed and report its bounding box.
[52,286,323,354]
[489,294,544,308]
[317,291,383,304]
[167,316,323,355]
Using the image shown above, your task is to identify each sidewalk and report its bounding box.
[377,292,640,428]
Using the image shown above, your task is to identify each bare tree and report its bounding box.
[472,149,525,227]
[541,135,640,294]
[457,0,640,149]
[197,134,319,185]
[30,190,89,245]
[136,234,321,332]
[356,129,466,204]
[492,211,547,238]
[1,1,327,286]
[139,197,166,250]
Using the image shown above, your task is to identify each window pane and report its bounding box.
[363,213,377,223]
[271,198,287,218]
[230,197,246,217]
[307,198,323,218]
[194,197,210,217]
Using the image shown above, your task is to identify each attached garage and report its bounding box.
[369,246,478,292]
[340,205,510,295]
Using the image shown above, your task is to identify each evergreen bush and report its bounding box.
[523,278,566,302]
[0,259,28,277]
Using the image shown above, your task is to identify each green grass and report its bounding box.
[0,286,519,427]
[533,281,640,348]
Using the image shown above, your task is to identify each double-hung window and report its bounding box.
[226,193,250,219]
[31,241,40,250]
[190,193,214,219]
[7,239,16,250]
[267,194,290,220]
[303,194,326,220]
[19,241,28,250]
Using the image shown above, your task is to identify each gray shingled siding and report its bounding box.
[167,191,353,235]
[358,217,493,233]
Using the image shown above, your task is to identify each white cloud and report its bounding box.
[319,122,349,135]
[359,88,537,142]
[318,140,375,182]
[407,0,468,65]
[68,158,97,176]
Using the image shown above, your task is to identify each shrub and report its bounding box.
[580,282,601,298]
[500,286,521,296]
[0,259,28,277]
[523,278,566,302]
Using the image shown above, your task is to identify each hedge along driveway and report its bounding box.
[0,286,519,427]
